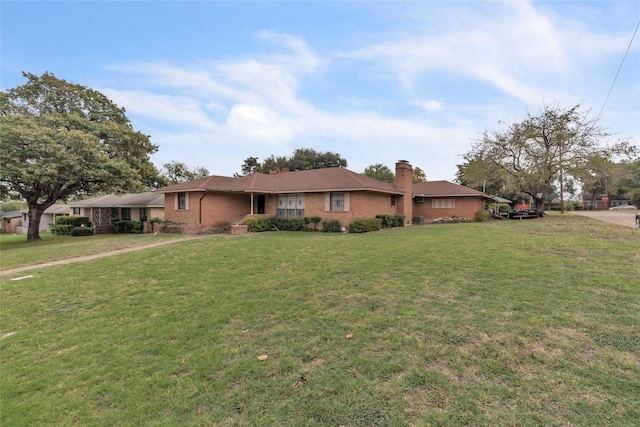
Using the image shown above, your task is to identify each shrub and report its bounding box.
[149,217,163,225]
[474,210,493,222]
[348,218,382,233]
[55,216,90,227]
[303,216,322,230]
[113,220,143,234]
[70,226,94,236]
[242,215,274,232]
[51,224,73,235]
[322,219,342,233]
[271,217,305,231]
[242,216,307,232]
[375,214,405,228]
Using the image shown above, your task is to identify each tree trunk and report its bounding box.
[27,205,46,241]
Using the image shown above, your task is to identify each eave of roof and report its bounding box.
[70,192,165,208]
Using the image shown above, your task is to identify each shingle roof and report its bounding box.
[412,181,488,198]
[70,192,165,208]
[154,167,405,195]
[45,204,71,215]
[2,210,23,219]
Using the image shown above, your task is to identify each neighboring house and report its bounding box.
[1,205,70,234]
[2,211,22,234]
[412,181,492,222]
[69,192,165,227]
[580,192,631,210]
[19,204,70,233]
[155,161,497,233]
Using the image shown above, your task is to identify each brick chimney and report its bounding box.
[395,160,413,225]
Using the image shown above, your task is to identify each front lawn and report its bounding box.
[1,215,639,426]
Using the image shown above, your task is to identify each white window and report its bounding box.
[432,199,455,209]
[325,192,350,212]
[276,193,305,217]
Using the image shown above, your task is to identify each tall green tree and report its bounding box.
[462,103,635,212]
[620,158,640,207]
[0,72,158,241]
[412,167,427,183]
[237,148,347,175]
[161,161,209,184]
[363,163,395,183]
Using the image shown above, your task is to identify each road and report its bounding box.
[571,210,639,229]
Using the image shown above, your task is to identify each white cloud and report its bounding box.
[225,103,297,144]
[418,100,444,111]
[101,88,220,130]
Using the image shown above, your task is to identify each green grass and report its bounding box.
[0,232,187,270]
[1,214,639,426]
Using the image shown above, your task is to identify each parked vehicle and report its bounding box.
[608,204,636,210]
[508,203,544,219]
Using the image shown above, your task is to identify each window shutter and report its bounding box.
[175,193,178,210]
[185,193,190,210]
[325,193,330,211]
[344,192,350,212]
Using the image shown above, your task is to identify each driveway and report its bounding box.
[571,210,639,228]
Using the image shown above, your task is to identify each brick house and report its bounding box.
[155,161,494,233]
[412,180,490,222]
[1,211,22,234]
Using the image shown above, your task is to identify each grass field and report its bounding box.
[0,232,188,271]
[1,214,639,426]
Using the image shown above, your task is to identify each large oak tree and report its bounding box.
[0,72,158,241]
[460,103,635,212]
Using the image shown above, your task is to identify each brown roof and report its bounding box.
[412,181,488,198]
[154,167,404,195]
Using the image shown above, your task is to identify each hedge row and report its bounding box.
[55,216,90,227]
[111,219,143,234]
[51,224,94,236]
[242,214,406,234]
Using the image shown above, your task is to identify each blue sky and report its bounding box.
[2,1,639,181]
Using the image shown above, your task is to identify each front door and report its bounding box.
[257,195,266,214]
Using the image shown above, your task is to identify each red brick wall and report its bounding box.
[164,192,253,230]
[201,192,252,228]
[165,190,408,231]
[413,197,484,221]
[164,192,201,225]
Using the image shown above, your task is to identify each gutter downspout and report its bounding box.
[199,192,206,225]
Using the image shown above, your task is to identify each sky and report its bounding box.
[2,0,639,181]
